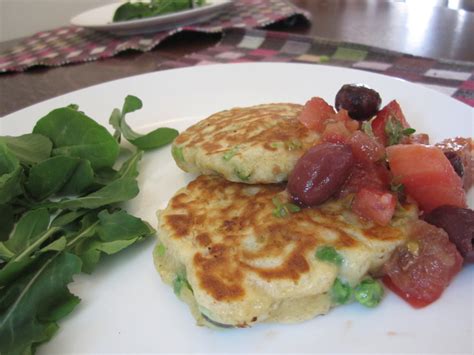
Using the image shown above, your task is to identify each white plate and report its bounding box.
[70,0,233,35]
[1,63,473,354]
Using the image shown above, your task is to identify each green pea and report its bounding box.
[315,246,343,266]
[171,145,185,163]
[173,272,192,296]
[331,278,352,304]
[354,277,384,308]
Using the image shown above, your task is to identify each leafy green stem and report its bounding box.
[15,227,61,261]
[66,221,100,249]
[0,251,59,329]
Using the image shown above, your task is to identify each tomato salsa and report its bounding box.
[292,84,473,308]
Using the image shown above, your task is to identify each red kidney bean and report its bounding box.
[424,205,474,263]
[288,142,354,206]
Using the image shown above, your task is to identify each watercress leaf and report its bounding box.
[122,95,143,115]
[0,225,62,287]
[0,143,22,204]
[40,236,67,253]
[0,256,35,288]
[0,243,15,261]
[113,2,154,21]
[33,107,119,170]
[3,208,50,255]
[59,159,94,196]
[26,156,80,200]
[95,238,138,254]
[65,213,100,250]
[117,150,143,179]
[131,127,179,151]
[51,209,89,228]
[77,241,101,274]
[0,204,14,241]
[0,252,82,355]
[0,134,52,165]
[51,177,139,210]
[97,209,155,242]
[93,166,119,186]
[108,108,123,142]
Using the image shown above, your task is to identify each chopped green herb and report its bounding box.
[331,278,352,304]
[270,142,283,149]
[171,145,185,163]
[285,139,302,151]
[361,121,374,137]
[354,277,384,307]
[235,169,251,181]
[173,272,192,296]
[156,243,166,257]
[315,246,343,265]
[285,203,301,213]
[390,182,405,194]
[272,196,300,218]
[384,116,416,146]
[223,146,239,161]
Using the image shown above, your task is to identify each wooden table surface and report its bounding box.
[1,0,473,117]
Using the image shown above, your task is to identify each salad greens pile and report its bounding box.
[113,0,207,22]
[0,95,178,355]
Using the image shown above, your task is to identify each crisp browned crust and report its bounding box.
[172,103,321,183]
[160,175,411,304]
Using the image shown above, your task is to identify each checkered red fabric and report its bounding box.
[160,28,474,107]
[0,0,309,73]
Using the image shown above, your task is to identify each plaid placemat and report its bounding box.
[161,28,474,107]
[0,0,309,73]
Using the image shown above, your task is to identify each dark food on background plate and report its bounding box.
[158,83,473,327]
[113,0,207,22]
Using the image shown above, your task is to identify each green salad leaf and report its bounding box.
[0,143,22,204]
[109,95,179,151]
[33,107,120,170]
[0,95,176,354]
[113,0,207,22]
[0,134,52,165]
[0,252,82,355]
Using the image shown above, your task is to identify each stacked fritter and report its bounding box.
[154,103,417,327]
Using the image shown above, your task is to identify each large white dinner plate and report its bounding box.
[1,63,473,354]
[70,0,233,35]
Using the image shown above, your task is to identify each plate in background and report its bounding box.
[70,0,233,35]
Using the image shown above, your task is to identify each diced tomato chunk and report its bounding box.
[352,188,396,226]
[402,133,430,145]
[372,100,410,146]
[386,144,466,212]
[338,162,391,197]
[383,220,463,308]
[348,131,385,163]
[298,97,335,132]
[321,110,360,143]
[322,120,352,143]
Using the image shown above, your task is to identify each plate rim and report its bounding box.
[2,61,473,354]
